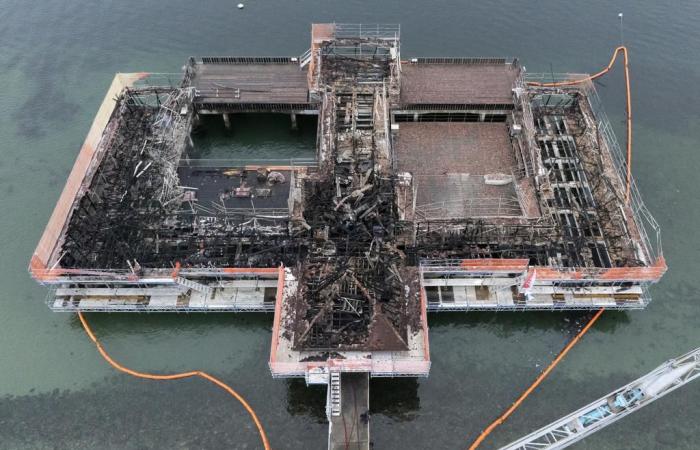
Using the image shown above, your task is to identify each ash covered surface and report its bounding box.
[290,256,421,352]
[60,91,178,269]
[59,88,302,270]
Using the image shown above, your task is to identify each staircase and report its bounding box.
[175,276,212,295]
[299,48,312,68]
[335,92,375,131]
[329,371,341,417]
[355,93,374,129]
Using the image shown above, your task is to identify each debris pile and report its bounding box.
[61,88,189,268]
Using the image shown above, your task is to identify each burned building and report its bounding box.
[29,23,666,449]
[31,24,664,377]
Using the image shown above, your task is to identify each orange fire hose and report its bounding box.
[77,312,271,450]
[467,308,604,450]
[527,46,632,203]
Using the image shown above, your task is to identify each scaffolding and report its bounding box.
[525,74,661,264]
[30,27,664,337]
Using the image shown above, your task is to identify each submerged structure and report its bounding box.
[30,24,665,449]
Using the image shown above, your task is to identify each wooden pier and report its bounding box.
[29,23,666,450]
[186,57,317,113]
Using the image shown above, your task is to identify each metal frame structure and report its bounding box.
[29,28,666,399]
[525,74,661,264]
[500,347,700,449]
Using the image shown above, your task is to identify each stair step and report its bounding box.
[175,277,212,295]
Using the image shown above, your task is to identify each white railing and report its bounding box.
[333,23,400,40]
[299,48,312,68]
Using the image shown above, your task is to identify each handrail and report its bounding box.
[198,56,297,65]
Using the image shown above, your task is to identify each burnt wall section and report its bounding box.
[287,32,421,351]
[61,87,194,269]
[403,89,644,270]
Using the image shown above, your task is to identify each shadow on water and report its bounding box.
[285,378,421,423]
[190,113,317,160]
[14,82,81,139]
[370,378,420,421]
[286,379,327,423]
[67,312,274,335]
[428,310,630,335]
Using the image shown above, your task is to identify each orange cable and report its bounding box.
[527,46,632,203]
[467,308,605,450]
[77,312,271,450]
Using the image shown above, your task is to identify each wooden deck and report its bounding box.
[329,373,370,450]
[400,62,518,106]
[189,61,315,111]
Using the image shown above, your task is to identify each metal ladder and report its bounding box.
[355,94,374,129]
[175,276,212,295]
[329,371,341,417]
[299,48,312,68]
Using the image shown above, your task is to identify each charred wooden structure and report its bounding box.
[31,24,664,368]
[29,24,667,450]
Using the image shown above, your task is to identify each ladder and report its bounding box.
[355,94,374,129]
[175,276,212,295]
[299,48,312,68]
[500,347,700,449]
[329,371,342,417]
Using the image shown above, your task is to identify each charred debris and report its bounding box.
[55,29,649,350]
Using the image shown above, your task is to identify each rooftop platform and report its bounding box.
[177,166,292,214]
[269,269,430,378]
[186,58,315,112]
[395,122,515,175]
[400,60,518,107]
[394,122,532,218]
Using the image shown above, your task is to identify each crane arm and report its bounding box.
[500,347,700,450]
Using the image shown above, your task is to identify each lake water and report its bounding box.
[1,1,699,448]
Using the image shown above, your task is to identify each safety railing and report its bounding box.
[584,79,662,264]
[420,257,665,283]
[131,73,185,89]
[30,265,281,284]
[407,57,512,65]
[421,258,529,273]
[197,56,298,65]
[269,358,430,378]
[415,197,522,219]
[193,102,319,112]
[333,23,400,40]
[47,299,276,313]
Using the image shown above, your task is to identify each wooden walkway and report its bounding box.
[400,61,518,106]
[188,60,315,112]
[329,373,370,450]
